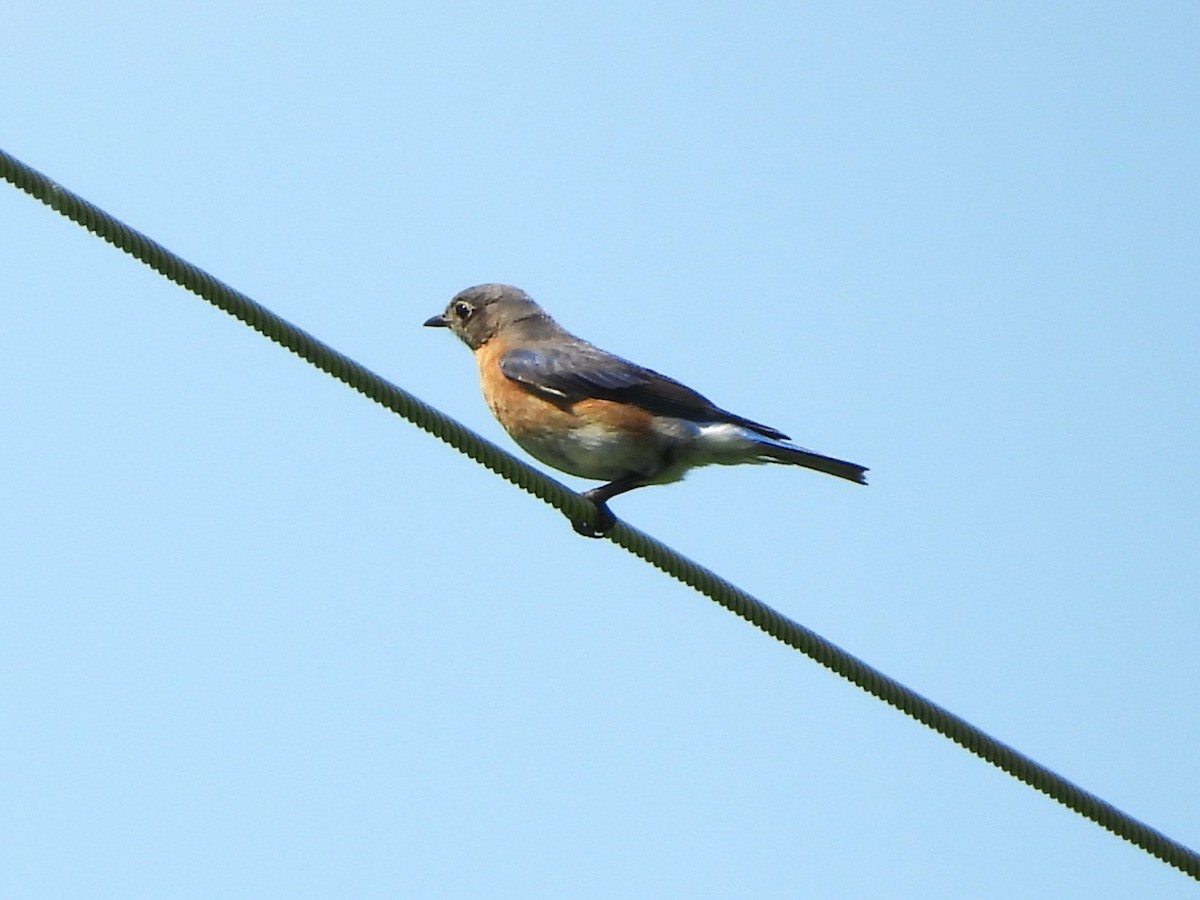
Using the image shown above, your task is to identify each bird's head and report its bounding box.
[424,283,550,350]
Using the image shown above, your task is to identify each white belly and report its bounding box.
[512,421,668,481]
[512,418,766,484]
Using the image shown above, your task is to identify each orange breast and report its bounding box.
[472,339,662,480]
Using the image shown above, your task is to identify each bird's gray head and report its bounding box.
[424,283,552,350]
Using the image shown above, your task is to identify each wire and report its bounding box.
[2,145,1197,881]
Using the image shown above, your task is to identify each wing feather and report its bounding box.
[499,344,789,440]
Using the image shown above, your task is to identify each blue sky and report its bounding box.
[2,3,1197,897]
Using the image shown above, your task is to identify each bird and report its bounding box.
[424,284,866,536]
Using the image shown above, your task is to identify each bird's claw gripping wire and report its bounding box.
[571,492,617,538]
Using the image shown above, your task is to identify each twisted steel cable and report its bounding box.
[3,146,1196,881]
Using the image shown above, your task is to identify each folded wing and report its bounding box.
[499,344,790,441]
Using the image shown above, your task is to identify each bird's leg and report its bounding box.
[571,476,649,538]
[571,500,615,538]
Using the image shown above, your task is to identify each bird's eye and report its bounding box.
[453,301,473,320]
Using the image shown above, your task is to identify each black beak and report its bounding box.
[423,314,449,328]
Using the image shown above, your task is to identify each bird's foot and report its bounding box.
[571,493,617,538]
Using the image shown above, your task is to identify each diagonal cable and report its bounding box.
[2,146,1196,881]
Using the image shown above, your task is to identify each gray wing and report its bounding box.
[499,344,789,441]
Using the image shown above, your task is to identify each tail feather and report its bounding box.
[760,443,868,485]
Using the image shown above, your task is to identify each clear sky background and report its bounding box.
[2,3,1197,897]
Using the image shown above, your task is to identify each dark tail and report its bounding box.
[761,444,868,485]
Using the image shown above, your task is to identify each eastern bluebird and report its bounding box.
[425,284,867,536]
